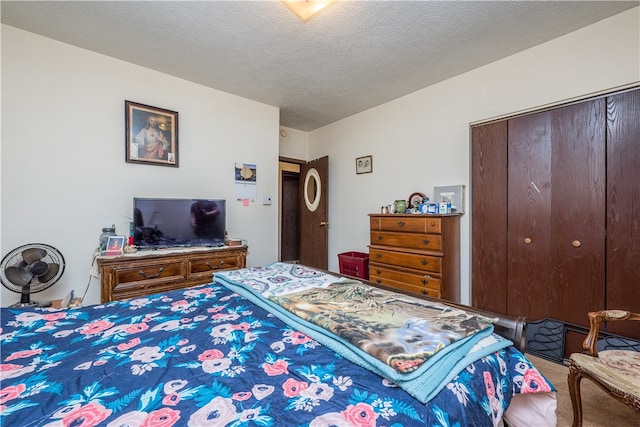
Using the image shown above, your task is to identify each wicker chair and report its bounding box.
[568,310,640,427]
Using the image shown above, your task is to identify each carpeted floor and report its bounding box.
[526,354,639,426]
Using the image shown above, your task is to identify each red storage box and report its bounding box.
[338,251,369,280]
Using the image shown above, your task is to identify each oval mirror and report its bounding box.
[304,167,321,212]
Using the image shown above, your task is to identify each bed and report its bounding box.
[0,262,556,426]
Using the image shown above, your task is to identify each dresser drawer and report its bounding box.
[369,247,442,273]
[371,231,442,251]
[369,262,441,291]
[111,281,192,301]
[368,272,441,299]
[111,260,185,285]
[190,253,243,278]
[107,260,186,299]
[370,215,442,234]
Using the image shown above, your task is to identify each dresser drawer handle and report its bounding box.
[377,235,384,241]
[139,267,164,279]
[376,270,381,274]
[421,259,429,266]
[421,276,432,285]
[421,290,428,295]
[375,253,383,259]
[376,279,382,284]
[206,261,225,270]
[396,221,405,227]
[422,239,431,245]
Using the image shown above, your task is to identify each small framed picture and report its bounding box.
[356,155,373,174]
[434,185,466,214]
[125,100,178,167]
[105,236,126,256]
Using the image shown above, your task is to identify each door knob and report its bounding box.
[572,240,582,248]
[320,221,329,226]
[524,237,532,244]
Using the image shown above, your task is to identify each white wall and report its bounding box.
[309,8,640,304]
[1,26,280,306]
[279,126,308,160]
[3,8,639,308]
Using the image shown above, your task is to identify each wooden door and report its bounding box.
[507,111,553,321]
[507,100,606,326]
[471,120,508,314]
[299,156,329,269]
[606,89,640,339]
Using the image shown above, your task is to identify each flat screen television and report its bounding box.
[133,198,226,249]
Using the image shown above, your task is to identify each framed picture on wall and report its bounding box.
[356,155,373,174]
[125,100,179,167]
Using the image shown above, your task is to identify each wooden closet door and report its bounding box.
[507,100,606,325]
[607,89,640,339]
[507,111,553,321]
[471,121,508,314]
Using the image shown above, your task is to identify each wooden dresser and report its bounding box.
[98,246,247,302]
[368,214,460,302]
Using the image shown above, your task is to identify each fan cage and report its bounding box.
[0,243,66,294]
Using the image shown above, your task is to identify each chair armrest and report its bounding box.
[583,310,639,356]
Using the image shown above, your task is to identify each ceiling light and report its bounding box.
[282,0,334,22]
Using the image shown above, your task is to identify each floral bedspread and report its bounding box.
[1,281,552,427]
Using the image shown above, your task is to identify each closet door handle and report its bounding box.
[139,267,164,279]
[524,237,532,244]
[572,240,582,248]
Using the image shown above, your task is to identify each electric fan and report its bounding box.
[0,243,65,308]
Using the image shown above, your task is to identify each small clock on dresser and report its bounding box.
[408,192,427,209]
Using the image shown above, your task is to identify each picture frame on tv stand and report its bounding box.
[104,236,126,256]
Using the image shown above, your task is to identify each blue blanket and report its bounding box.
[214,263,512,403]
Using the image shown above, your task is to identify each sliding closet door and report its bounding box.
[607,89,640,339]
[550,100,606,325]
[471,121,508,314]
[507,100,606,325]
[507,111,553,321]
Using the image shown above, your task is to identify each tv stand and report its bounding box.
[98,245,247,302]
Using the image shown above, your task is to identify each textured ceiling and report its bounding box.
[2,1,638,131]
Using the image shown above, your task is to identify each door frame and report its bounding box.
[279,158,303,262]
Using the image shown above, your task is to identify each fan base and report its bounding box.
[9,300,52,308]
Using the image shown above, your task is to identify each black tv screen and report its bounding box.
[133,198,226,248]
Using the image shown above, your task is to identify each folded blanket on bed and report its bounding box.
[214,263,513,403]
